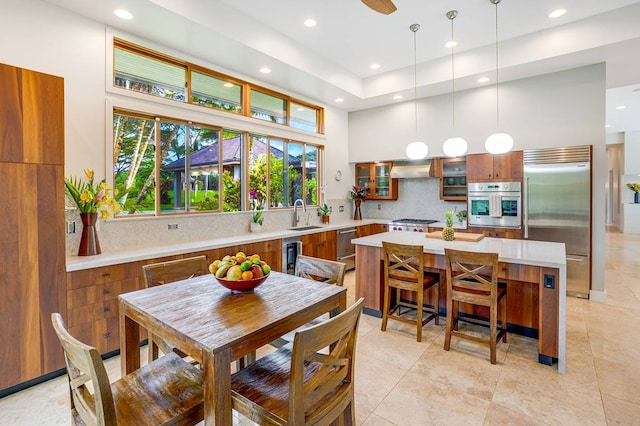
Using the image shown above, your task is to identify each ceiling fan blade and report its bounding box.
[361,0,397,15]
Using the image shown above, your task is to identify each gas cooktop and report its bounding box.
[391,218,438,225]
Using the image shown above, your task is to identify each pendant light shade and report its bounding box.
[405,23,428,160]
[443,10,467,158]
[406,141,429,159]
[485,0,513,154]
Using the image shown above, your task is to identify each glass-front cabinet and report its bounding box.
[355,162,398,200]
[435,157,467,201]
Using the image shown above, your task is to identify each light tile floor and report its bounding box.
[2,230,639,425]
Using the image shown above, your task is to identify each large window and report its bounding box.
[113,110,322,217]
[113,38,323,134]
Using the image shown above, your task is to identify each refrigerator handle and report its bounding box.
[523,177,529,239]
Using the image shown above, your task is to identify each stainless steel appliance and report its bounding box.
[389,218,438,232]
[282,237,302,275]
[468,182,521,228]
[524,146,591,298]
[337,227,356,271]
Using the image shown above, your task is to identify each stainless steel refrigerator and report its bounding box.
[523,146,591,298]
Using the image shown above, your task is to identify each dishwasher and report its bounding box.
[337,227,356,271]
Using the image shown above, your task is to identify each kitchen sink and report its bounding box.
[288,226,324,231]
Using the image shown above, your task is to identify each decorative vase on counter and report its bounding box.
[353,199,362,220]
[250,222,262,232]
[321,215,330,224]
[78,212,101,256]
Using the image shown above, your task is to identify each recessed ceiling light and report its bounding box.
[114,9,133,20]
[477,77,490,83]
[548,9,566,19]
[605,124,611,128]
[393,95,403,100]
[616,105,626,110]
[370,63,380,70]
[335,98,344,103]
[445,41,457,48]
[223,82,234,88]
[303,18,316,27]
[259,67,271,74]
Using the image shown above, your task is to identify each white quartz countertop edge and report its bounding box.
[351,231,566,269]
[66,219,389,272]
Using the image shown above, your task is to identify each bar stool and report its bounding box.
[381,242,440,342]
[443,248,507,364]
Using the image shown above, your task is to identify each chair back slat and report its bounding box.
[294,255,347,286]
[289,298,364,425]
[383,242,424,290]
[51,313,116,426]
[142,255,207,288]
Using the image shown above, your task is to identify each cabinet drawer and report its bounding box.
[68,298,119,327]
[69,317,120,354]
[67,264,128,290]
[499,263,540,283]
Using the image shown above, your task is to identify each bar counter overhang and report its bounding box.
[351,231,566,373]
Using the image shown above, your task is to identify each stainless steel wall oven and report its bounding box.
[468,182,521,228]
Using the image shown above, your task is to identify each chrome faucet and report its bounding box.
[293,198,306,227]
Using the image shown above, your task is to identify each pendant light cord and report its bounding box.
[494,0,500,127]
[450,12,456,128]
[411,24,420,138]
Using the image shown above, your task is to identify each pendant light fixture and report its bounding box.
[442,10,468,158]
[485,0,514,154]
[405,23,429,160]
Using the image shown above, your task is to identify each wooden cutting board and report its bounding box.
[425,231,485,242]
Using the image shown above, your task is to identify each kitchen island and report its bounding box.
[352,231,566,373]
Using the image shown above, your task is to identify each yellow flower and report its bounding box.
[99,210,110,220]
[84,169,94,180]
[80,191,93,204]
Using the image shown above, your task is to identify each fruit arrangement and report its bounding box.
[209,252,271,281]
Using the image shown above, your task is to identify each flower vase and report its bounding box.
[250,222,262,232]
[353,199,362,220]
[635,192,640,204]
[78,212,101,256]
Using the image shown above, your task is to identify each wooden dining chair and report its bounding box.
[51,313,204,426]
[381,241,440,342]
[443,248,507,364]
[231,297,364,425]
[269,255,347,349]
[142,255,207,363]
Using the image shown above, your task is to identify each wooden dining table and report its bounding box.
[119,271,347,425]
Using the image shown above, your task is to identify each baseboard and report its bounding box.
[589,289,607,303]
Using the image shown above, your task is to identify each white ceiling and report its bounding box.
[44,0,640,135]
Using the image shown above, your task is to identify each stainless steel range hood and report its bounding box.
[389,159,432,178]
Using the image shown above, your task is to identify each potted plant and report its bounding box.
[249,189,264,232]
[627,183,640,204]
[317,203,331,223]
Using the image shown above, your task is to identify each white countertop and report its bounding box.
[66,219,389,272]
[351,231,566,269]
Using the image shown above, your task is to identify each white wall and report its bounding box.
[349,64,607,299]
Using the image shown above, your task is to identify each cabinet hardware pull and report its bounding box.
[103,307,111,312]
[103,290,110,295]
[104,332,112,339]
[101,273,111,278]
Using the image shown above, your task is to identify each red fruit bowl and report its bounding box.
[214,273,270,293]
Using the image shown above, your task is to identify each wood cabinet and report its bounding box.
[356,223,388,238]
[0,64,66,392]
[301,231,337,260]
[468,226,523,239]
[355,162,398,200]
[467,151,523,182]
[433,157,467,201]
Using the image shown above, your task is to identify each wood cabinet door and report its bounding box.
[466,153,494,181]
[0,64,64,165]
[493,150,523,180]
[0,163,66,390]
